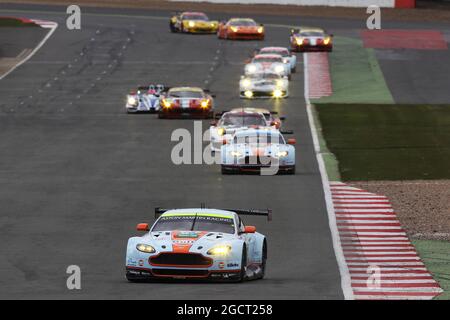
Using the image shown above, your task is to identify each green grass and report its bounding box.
[412,239,450,300]
[312,36,394,105]
[316,104,450,180]
[0,17,37,27]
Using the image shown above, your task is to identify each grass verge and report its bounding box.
[316,104,450,181]
[412,239,450,300]
[312,36,394,105]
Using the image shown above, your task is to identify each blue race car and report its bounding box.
[126,207,271,282]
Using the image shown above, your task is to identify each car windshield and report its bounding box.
[261,49,289,57]
[152,215,235,234]
[168,90,203,98]
[253,57,282,63]
[301,31,325,37]
[183,14,208,21]
[229,20,256,26]
[220,113,267,126]
[234,133,284,145]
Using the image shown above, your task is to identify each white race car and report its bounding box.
[245,54,291,79]
[256,47,297,73]
[125,84,165,113]
[209,108,284,152]
[239,72,289,99]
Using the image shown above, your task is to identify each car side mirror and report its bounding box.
[244,226,256,233]
[287,138,296,145]
[137,223,149,232]
[279,116,286,121]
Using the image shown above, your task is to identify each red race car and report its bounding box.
[217,18,265,40]
[159,87,214,119]
[290,27,333,52]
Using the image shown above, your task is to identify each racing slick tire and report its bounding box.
[169,22,177,33]
[288,166,296,175]
[259,240,267,280]
[237,246,248,282]
[292,66,297,73]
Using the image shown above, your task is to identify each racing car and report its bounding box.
[221,128,296,175]
[209,108,284,152]
[255,47,297,73]
[290,27,333,52]
[169,12,219,33]
[239,72,289,99]
[245,54,291,79]
[159,87,214,119]
[126,207,270,282]
[217,18,264,40]
[125,84,165,113]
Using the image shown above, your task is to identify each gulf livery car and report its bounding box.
[290,27,333,52]
[239,72,289,99]
[221,128,296,174]
[159,87,214,119]
[125,84,165,113]
[217,18,264,40]
[209,108,284,152]
[256,47,297,73]
[169,12,219,33]
[126,207,270,282]
[245,54,291,79]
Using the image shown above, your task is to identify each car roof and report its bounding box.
[229,18,256,23]
[161,208,236,219]
[228,108,266,115]
[299,27,325,33]
[260,47,289,52]
[231,107,270,114]
[254,54,283,59]
[169,87,203,92]
[182,12,207,16]
[234,128,280,136]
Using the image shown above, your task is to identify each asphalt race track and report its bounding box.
[12,4,443,299]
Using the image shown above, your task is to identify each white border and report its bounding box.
[0,20,58,80]
[304,53,354,300]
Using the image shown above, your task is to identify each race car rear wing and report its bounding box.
[154,207,272,221]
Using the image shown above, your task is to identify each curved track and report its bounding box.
[0,5,347,299]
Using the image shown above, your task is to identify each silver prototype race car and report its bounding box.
[126,84,166,113]
[239,72,289,99]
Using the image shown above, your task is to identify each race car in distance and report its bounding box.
[159,87,214,119]
[221,128,296,175]
[217,18,264,40]
[255,47,297,73]
[125,84,165,113]
[126,207,270,282]
[239,72,289,99]
[209,108,284,152]
[245,54,291,79]
[290,27,333,52]
[170,12,219,33]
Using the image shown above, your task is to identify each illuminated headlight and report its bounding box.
[296,37,303,45]
[273,89,283,98]
[162,99,172,108]
[188,21,195,28]
[230,151,242,157]
[201,99,210,108]
[207,245,232,256]
[244,90,254,98]
[230,26,238,32]
[275,65,284,74]
[247,65,257,73]
[242,79,251,88]
[283,58,289,64]
[324,37,331,45]
[276,151,289,158]
[127,97,138,105]
[257,26,264,34]
[217,127,226,136]
[136,244,156,253]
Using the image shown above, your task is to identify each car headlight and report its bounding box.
[230,151,242,157]
[324,37,331,45]
[257,26,264,34]
[188,21,195,28]
[242,79,251,88]
[283,58,289,64]
[217,127,226,136]
[244,90,254,98]
[247,65,257,73]
[276,151,288,158]
[201,99,210,108]
[207,245,232,256]
[275,65,284,74]
[230,26,238,32]
[273,89,283,98]
[296,37,303,45]
[127,97,137,105]
[162,99,172,108]
[136,244,156,253]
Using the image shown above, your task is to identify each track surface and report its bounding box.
[0,5,344,299]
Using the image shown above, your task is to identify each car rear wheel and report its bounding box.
[259,240,267,279]
[237,246,247,282]
[169,22,177,33]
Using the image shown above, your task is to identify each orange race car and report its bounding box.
[217,18,265,40]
